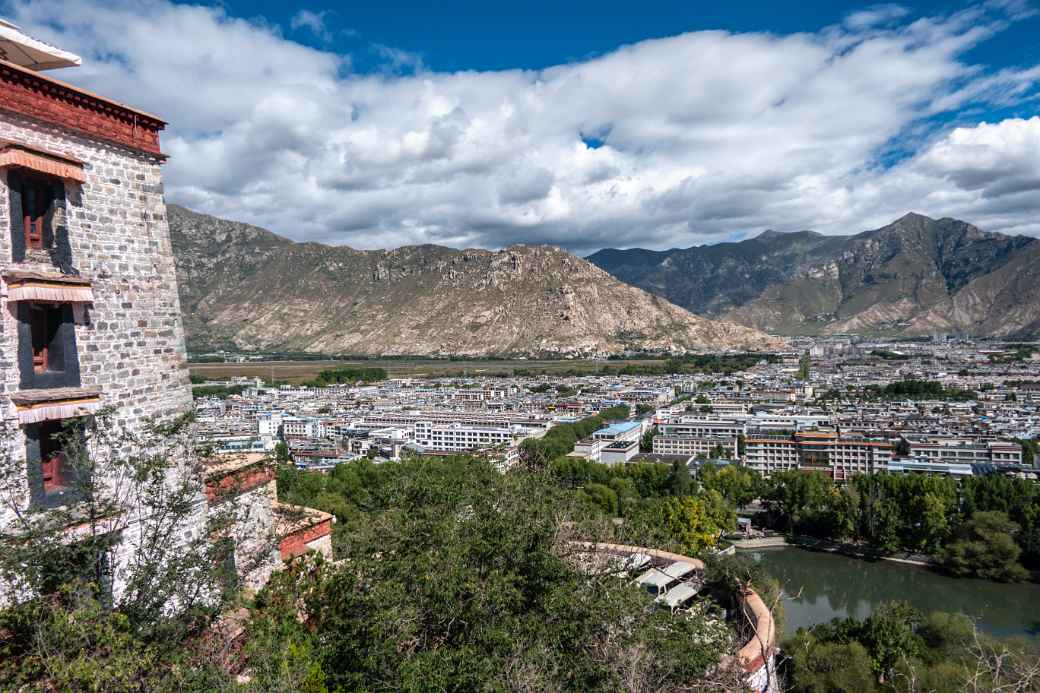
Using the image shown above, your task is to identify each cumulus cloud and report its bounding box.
[5,0,1040,252]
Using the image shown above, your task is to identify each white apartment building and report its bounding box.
[592,421,643,443]
[601,440,639,465]
[282,416,325,439]
[902,435,1023,466]
[257,410,285,438]
[653,435,738,458]
[413,421,522,452]
[653,417,742,459]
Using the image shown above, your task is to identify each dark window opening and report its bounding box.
[30,303,64,375]
[20,173,57,252]
[18,302,80,389]
[26,418,86,509]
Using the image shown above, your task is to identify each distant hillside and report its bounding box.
[589,213,1040,338]
[166,206,783,357]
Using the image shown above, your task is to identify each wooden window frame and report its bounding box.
[19,171,56,251]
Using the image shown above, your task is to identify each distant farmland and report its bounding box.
[188,358,668,384]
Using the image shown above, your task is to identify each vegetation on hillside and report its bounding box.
[266,457,745,691]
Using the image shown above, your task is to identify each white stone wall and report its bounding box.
[216,480,281,592]
[0,111,195,594]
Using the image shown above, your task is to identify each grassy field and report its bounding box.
[189,358,668,384]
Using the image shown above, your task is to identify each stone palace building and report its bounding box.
[0,19,330,604]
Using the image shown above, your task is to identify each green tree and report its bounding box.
[666,459,693,496]
[639,426,657,453]
[0,410,265,690]
[275,441,291,462]
[248,457,736,691]
[787,633,879,693]
[699,464,762,508]
[797,350,811,381]
[663,490,735,555]
[941,511,1029,582]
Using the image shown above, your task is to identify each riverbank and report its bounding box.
[788,535,935,568]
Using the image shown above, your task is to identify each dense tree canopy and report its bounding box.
[254,457,738,691]
[762,471,1039,581]
[786,602,1040,692]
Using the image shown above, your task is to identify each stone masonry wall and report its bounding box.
[0,109,192,523]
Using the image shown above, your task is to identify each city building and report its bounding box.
[901,434,1023,466]
[744,430,894,480]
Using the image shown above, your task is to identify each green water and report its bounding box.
[748,547,1040,639]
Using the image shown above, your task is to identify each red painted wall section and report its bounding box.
[0,61,164,157]
[205,464,275,503]
[280,518,333,560]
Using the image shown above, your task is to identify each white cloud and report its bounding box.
[844,4,909,31]
[290,9,332,43]
[5,0,1040,252]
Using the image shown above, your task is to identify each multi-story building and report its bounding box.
[413,420,522,452]
[592,420,642,443]
[0,24,329,603]
[745,430,894,480]
[653,435,738,459]
[653,417,742,459]
[282,415,325,439]
[901,435,1023,466]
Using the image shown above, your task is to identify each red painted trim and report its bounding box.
[0,60,165,157]
[204,464,274,503]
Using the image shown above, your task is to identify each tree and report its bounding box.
[0,409,268,689]
[666,459,692,497]
[790,605,1040,693]
[582,482,619,516]
[699,464,762,508]
[275,441,291,462]
[662,490,735,555]
[797,350,811,381]
[247,457,736,691]
[787,633,880,693]
[639,426,657,453]
[941,511,1029,582]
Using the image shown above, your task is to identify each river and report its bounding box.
[748,547,1040,639]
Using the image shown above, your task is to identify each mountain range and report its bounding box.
[166,205,781,357]
[589,213,1040,338]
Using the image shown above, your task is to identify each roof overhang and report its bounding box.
[0,20,81,71]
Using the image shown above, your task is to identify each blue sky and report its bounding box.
[244,0,1040,76]
[6,0,1040,252]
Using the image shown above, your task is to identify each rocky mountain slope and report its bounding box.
[589,214,1040,338]
[166,206,782,356]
